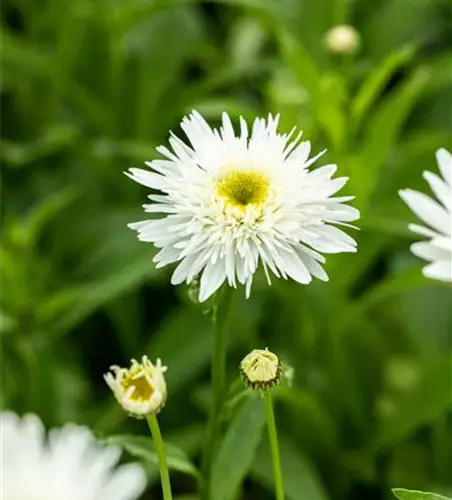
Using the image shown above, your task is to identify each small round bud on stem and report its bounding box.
[240,348,282,391]
[325,25,360,55]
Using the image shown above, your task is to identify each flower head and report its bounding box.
[399,148,452,282]
[325,25,361,54]
[104,356,167,419]
[127,111,359,301]
[240,348,282,390]
[1,411,146,500]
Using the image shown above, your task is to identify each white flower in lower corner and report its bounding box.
[1,411,146,500]
[399,148,452,282]
[104,356,167,419]
[126,111,360,302]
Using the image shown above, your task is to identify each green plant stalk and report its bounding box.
[263,391,285,500]
[201,296,225,498]
[146,415,173,500]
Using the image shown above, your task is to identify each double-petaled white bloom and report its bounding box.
[399,148,452,282]
[127,111,359,302]
[104,356,167,419]
[1,411,146,500]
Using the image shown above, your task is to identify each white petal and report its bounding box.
[422,260,452,282]
[295,247,329,281]
[410,241,450,262]
[221,112,235,141]
[435,148,452,186]
[322,203,360,222]
[154,246,181,267]
[423,170,451,211]
[125,169,171,191]
[309,164,337,179]
[309,225,357,253]
[408,223,438,238]
[199,260,226,302]
[277,247,312,284]
[100,464,147,500]
[399,189,450,235]
[171,255,197,285]
[304,149,326,169]
[431,236,452,252]
[287,140,311,163]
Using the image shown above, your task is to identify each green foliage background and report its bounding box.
[1,0,451,499]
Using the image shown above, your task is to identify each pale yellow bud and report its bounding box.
[325,25,360,55]
[240,348,281,390]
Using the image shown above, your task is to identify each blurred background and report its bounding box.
[1,0,451,499]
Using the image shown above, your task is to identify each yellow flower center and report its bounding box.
[217,170,269,208]
[121,372,154,401]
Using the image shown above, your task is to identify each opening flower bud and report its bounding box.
[104,356,167,419]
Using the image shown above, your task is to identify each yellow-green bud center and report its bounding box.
[121,373,154,402]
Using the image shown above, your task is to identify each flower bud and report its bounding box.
[240,348,281,390]
[325,25,360,55]
[104,356,167,419]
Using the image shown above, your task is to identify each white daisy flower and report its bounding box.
[1,411,146,500]
[104,356,167,419]
[127,111,359,302]
[399,148,452,282]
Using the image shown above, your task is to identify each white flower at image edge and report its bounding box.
[127,111,360,302]
[399,148,452,282]
[1,411,146,500]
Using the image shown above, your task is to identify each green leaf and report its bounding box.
[278,30,321,101]
[370,356,451,453]
[211,395,266,500]
[355,67,429,209]
[146,307,211,394]
[220,378,252,422]
[101,434,199,478]
[22,187,79,243]
[392,488,451,500]
[41,250,157,336]
[277,31,346,150]
[125,6,204,138]
[352,44,417,129]
[277,387,338,452]
[0,124,79,167]
[251,434,329,500]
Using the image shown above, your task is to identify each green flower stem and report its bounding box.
[263,391,285,500]
[201,296,225,498]
[146,415,173,500]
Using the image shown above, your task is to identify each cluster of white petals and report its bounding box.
[127,111,359,301]
[1,411,146,500]
[400,148,452,282]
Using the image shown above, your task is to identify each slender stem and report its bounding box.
[201,295,225,498]
[263,391,285,500]
[146,415,173,500]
